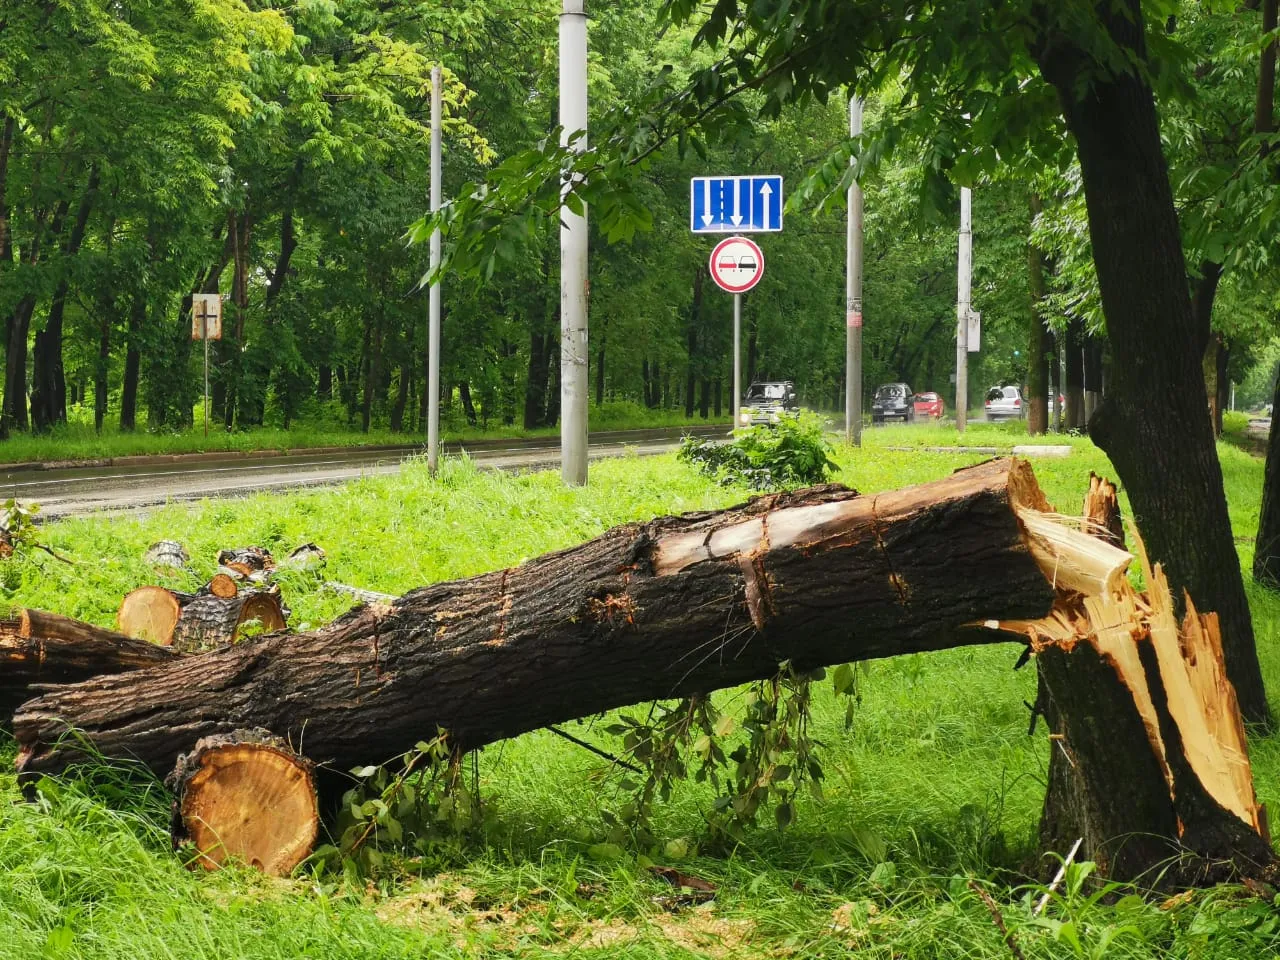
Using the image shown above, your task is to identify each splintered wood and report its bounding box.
[990,480,1266,843]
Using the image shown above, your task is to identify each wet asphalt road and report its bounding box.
[7,425,730,520]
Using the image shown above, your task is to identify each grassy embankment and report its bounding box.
[2,433,1278,959]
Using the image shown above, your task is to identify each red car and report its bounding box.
[913,391,945,419]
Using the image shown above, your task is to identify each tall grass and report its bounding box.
[2,442,1278,958]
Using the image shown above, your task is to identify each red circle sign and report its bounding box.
[709,236,764,294]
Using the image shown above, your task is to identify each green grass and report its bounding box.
[2,441,1279,958]
[0,400,725,467]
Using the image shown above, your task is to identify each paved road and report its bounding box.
[9,425,730,520]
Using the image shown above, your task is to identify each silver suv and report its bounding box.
[985,385,1025,421]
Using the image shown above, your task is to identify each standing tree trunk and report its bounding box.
[1026,197,1053,436]
[1255,356,1280,587]
[32,166,100,432]
[119,294,144,432]
[1035,0,1269,722]
[1048,328,1062,431]
[458,380,478,426]
[1083,335,1104,423]
[685,267,703,418]
[389,365,411,433]
[595,328,607,407]
[1063,317,1085,431]
[524,329,550,428]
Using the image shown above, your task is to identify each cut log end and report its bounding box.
[117,587,182,646]
[207,574,239,599]
[170,733,318,877]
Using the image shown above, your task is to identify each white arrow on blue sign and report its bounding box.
[690,175,783,233]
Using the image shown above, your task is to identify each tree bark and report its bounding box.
[15,460,1076,781]
[1035,0,1270,723]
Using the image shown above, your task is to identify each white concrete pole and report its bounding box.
[427,64,443,474]
[845,96,864,446]
[559,0,589,485]
[956,186,972,432]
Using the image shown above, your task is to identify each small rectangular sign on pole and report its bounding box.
[967,310,981,353]
[191,294,222,438]
[691,175,783,233]
[192,294,222,340]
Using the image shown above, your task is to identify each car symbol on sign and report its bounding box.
[738,255,757,271]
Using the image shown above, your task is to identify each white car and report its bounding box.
[985,386,1025,421]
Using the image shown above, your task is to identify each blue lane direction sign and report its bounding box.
[690,175,783,233]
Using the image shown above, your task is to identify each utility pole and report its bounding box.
[955,186,972,433]
[427,64,443,475]
[845,95,864,446]
[559,0,589,485]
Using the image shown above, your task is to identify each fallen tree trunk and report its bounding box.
[1,610,179,720]
[16,459,1087,781]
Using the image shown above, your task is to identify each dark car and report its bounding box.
[872,383,914,424]
[740,380,799,427]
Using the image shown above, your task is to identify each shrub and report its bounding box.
[678,412,837,490]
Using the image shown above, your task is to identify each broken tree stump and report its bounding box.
[167,730,318,877]
[15,460,1098,780]
[999,476,1274,885]
[1,609,179,720]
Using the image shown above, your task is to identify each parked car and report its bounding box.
[913,391,945,420]
[985,385,1025,421]
[739,380,799,427]
[872,383,914,424]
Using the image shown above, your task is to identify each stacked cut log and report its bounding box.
[7,459,1274,884]
[117,580,287,653]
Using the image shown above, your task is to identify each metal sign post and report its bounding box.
[191,293,223,437]
[708,236,765,429]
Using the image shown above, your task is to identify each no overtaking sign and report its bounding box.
[709,236,764,294]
